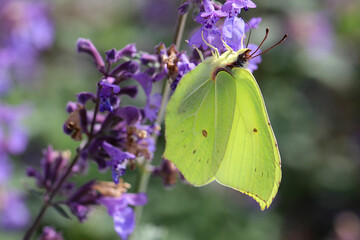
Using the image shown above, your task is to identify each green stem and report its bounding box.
[132,11,188,228]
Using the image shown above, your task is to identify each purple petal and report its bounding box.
[115,106,142,125]
[110,61,139,78]
[76,38,105,72]
[222,16,245,51]
[245,17,262,32]
[38,226,64,240]
[140,53,158,65]
[122,193,148,206]
[106,48,117,63]
[118,85,138,98]
[132,72,152,97]
[144,93,162,121]
[116,43,137,59]
[178,2,190,15]
[0,191,30,229]
[102,142,135,183]
[77,92,96,104]
[0,154,13,182]
[113,207,135,240]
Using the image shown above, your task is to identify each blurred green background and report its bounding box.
[3,0,360,239]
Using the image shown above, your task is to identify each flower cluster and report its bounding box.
[26,37,198,238]
[0,0,52,231]
[184,0,262,72]
[64,39,198,186]
[0,104,31,229]
[0,0,53,95]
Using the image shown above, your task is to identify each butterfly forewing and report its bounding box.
[164,62,236,185]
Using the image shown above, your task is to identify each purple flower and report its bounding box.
[77,92,96,105]
[200,0,227,30]
[110,61,140,81]
[26,146,72,193]
[0,154,13,182]
[178,2,190,15]
[247,43,262,73]
[0,191,30,229]
[115,106,142,125]
[38,226,64,240]
[102,142,136,184]
[223,0,256,13]
[140,53,158,65]
[171,53,196,90]
[222,16,246,51]
[0,1,53,88]
[132,72,152,97]
[188,28,224,51]
[0,103,30,155]
[144,93,162,122]
[245,17,262,32]
[99,77,121,112]
[98,193,148,240]
[77,38,105,72]
[66,180,100,222]
[106,44,137,64]
[188,0,228,51]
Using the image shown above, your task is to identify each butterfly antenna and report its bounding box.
[250,28,269,57]
[251,33,288,58]
[245,21,252,48]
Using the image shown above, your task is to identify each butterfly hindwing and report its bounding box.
[215,68,281,210]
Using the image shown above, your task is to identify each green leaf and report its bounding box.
[52,204,72,220]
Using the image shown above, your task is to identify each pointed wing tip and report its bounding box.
[214,178,278,211]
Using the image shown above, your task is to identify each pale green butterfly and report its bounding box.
[163,29,287,210]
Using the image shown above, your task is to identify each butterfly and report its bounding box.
[164,29,287,210]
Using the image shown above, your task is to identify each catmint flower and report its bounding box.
[110,60,140,82]
[222,16,246,51]
[98,193,148,240]
[245,17,262,32]
[132,72,162,121]
[102,142,136,184]
[0,154,12,182]
[223,0,256,13]
[140,53,158,65]
[200,0,228,30]
[66,181,101,222]
[187,0,228,51]
[76,92,96,105]
[77,38,105,72]
[144,93,162,122]
[0,103,30,154]
[0,190,30,229]
[178,2,190,15]
[66,180,132,223]
[170,53,196,90]
[106,44,137,64]
[26,146,73,193]
[99,77,121,112]
[38,226,65,240]
[0,0,53,91]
